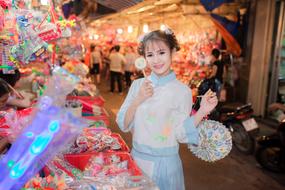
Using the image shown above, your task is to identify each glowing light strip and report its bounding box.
[9,121,60,179]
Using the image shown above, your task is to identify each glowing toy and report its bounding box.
[0,67,86,189]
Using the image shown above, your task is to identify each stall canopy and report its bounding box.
[74,0,249,55]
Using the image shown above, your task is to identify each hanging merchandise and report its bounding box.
[0,0,10,8]
[36,7,62,42]
[0,6,4,31]
[10,14,48,64]
[23,174,68,190]
[36,4,76,42]
[0,43,16,73]
[0,0,77,67]
[0,7,19,72]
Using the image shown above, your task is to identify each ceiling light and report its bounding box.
[40,0,49,6]
[94,34,99,40]
[128,26,133,33]
[143,24,149,33]
[117,28,123,34]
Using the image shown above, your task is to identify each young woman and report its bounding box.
[116,29,218,190]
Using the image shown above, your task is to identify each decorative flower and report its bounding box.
[164,27,174,35]
[137,34,146,43]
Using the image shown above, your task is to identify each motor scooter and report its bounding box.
[255,122,285,172]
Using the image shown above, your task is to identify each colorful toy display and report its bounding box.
[66,132,129,154]
[0,66,86,189]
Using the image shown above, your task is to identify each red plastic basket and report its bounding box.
[80,132,130,153]
[64,152,142,176]
[83,127,111,135]
[108,133,130,153]
[0,107,34,136]
[66,96,105,107]
[83,114,110,127]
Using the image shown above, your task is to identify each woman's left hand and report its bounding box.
[199,89,218,116]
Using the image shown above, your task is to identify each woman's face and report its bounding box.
[0,93,9,108]
[145,40,172,77]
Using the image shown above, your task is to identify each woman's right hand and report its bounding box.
[136,79,154,104]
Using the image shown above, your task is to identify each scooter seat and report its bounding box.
[220,103,245,113]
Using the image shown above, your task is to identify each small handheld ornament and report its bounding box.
[135,57,147,77]
[189,120,232,162]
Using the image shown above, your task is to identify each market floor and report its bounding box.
[97,79,285,190]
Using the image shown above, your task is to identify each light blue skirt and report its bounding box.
[132,149,185,190]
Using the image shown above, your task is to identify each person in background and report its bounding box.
[0,70,33,108]
[84,45,91,67]
[89,44,103,84]
[116,29,217,190]
[208,48,224,98]
[0,80,12,154]
[102,47,112,81]
[0,79,11,111]
[109,45,126,94]
[124,46,137,88]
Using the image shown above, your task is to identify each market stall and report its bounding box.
[0,0,247,189]
[78,0,247,100]
[0,0,159,189]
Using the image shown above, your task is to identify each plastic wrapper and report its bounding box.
[84,127,111,135]
[47,155,156,190]
[44,66,79,106]
[64,152,142,176]
[67,95,105,107]
[87,120,108,128]
[63,61,89,77]
[10,14,48,64]
[23,174,68,190]
[0,44,16,73]
[36,22,62,42]
[66,132,129,154]
[0,0,11,9]
[65,99,83,117]
[0,108,33,141]
[67,175,159,190]
[0,67,87,189]
[47,155,84,180]
[84,115,110,127]
[189,120,232,162]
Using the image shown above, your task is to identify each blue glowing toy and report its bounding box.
[0,67,85,189]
